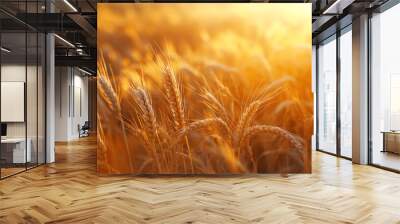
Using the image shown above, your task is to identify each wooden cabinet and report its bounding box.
[382,132,400,154]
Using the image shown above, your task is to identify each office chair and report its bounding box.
[79,121,90,138]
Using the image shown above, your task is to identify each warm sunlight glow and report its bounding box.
[97,3,313,174]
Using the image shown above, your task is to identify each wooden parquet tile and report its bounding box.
[1,136,400,223]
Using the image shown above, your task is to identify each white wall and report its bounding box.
[1,65,38,138]
[55,67,70,141]
[54,67,89,141]
[72,73,89,138]
[1,63,46,164]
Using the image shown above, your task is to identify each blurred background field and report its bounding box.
[97,3,313,174]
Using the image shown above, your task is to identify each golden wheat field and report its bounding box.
[97,3,313,174]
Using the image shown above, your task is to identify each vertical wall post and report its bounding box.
[352,14,369,164]
[336,29,341,157]
[315,45,320,151]
[46,1,55,163]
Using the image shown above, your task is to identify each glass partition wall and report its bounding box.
[0,30,27,177]
[370,3,400,171]
[0,3,46,179]
[316,26,352,159]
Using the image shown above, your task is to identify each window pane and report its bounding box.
[318,37,337,154]
[340,29,352,158]
[371,4,400,171]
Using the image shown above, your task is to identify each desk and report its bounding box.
[382,131,400,154]
[1,138,31,163]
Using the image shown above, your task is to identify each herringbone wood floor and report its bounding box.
[1,136,400,224]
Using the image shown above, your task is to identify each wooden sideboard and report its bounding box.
[382,131,400,154]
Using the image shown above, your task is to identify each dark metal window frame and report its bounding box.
[315,23,353,161]
[316,0,400,173]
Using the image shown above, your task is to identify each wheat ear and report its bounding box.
[98,76,121,112]
[133,88,158,140]
[171,118,230,147]
[98,75,134,171]
[163,64,191,172]
[163,65,186,132]
[234,100,262,146]
[183,118,230,136]
[200,90,230,124]
[240,125,304,150]
[133,87,165,172]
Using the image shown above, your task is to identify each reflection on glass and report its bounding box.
[390,75,400,130]
[0,2,47,179]
[340,28,352,158]
[318,37,337,154]
[1,32,27,177]
[27,31,38,169]
[38,33,46,165]
[371,4,400,171]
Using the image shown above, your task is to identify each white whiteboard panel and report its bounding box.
[1,82,25,122]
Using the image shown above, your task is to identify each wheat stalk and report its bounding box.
[163,65,186,132]
[181,118,230,138]
[162,64,193,172]
[234,100,262,147]
[169,118,230,153]
[214,77,233,97]
[123,120,150,145]
[200,90,231,125]
[133,87,164,172]
[133,88,158,141]
[97,56,134,171]
[97,115,109,171]
[98,76,121,112]
[240,125,304,151]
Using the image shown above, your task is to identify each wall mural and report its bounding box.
[97,3,313,174]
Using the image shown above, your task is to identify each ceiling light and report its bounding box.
[78,67,94,76]
[76,48,85,55]
[1,47,11,53]
[54,34,75,48]
[322,0,354,15]
[63,0,78,12]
